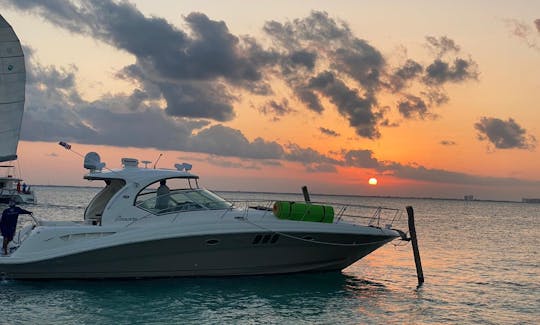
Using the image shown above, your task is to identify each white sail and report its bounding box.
[0,15,25,163]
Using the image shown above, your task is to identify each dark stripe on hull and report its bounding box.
[0,232,395,279]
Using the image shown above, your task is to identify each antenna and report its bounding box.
[58,142,117,173]
[57,140,139,185]
[153,153,163,169]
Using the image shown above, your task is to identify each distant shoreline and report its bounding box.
[30,184,529,204]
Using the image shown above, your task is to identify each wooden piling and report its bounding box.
[301,186,311,203]
[406,206,424,286]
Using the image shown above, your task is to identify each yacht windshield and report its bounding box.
[135,179,231,215]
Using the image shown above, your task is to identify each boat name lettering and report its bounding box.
[115,216,138,222]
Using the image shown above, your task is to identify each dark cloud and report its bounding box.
[161,82,236,121]
[425,36,460,57]
[397,95,431,119]
[332,41,384,92]
[535,19,540,33]
[387,36,477,118]
[19,54,539,186]
[187,125,284,159]
[289,50,317,70]
[440,140,456,146]
[319,127,340,137]
[262,12,384,136]
[284,144,339,165]
[294,87,324,113]
[284,144,340,172]
[474,117,536,150]
[421,88,449,106]
[9,1,480,141]
[308,71,380,138]
[424,58,479,85]
[258,99,294,118]
[341,148,540,187]
[379,119,399,128]
[7,0,271,122]
[343,150,380,169]
[388,59,423,92]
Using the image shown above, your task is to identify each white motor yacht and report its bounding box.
[0,166,35,204]
[0,175,35,204]
[0,150,407,279]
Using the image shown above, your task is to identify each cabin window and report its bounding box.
[135,178,232,215]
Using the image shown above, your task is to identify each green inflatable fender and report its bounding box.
[272,201,334,223]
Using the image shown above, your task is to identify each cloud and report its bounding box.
[192,156,261,170]
[440,140,456,146]
[423,58,479,85]
[19,51,540,187]
[261,12,385,137]
[397,95,432,119]
[284,144,339,165]
[305,163,338,173]
[289,50,317,70]
[474,117,536,150]
[421,88,449,106]
[385,36,478,121]
[9,2,481,142]
[294,87,324,113]
[343,150,381,169]
[258,99,295,118]
[187,125,284,159]
[341,148,540,187]
[425,35,461,57]
[308,71,380,138]
[319,127,340,137]
[505,19,540,51]
[388,59,423,92]
[8,0,273,122]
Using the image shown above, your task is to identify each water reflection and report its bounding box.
[1,272,398,323]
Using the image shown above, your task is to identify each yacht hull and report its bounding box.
[0,232,396,279]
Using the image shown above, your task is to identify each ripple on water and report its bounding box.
[1,189,538,324]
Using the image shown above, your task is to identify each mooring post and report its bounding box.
[406,206,424,286]
[301,185,311,203]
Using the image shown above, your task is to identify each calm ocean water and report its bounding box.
[1,186,538,324]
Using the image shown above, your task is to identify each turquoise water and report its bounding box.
[1,186,538,324]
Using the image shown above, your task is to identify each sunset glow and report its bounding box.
[2,1,540,200]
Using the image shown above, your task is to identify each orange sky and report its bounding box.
[3,1,540,200]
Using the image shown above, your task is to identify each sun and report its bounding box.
[368,177,378,185]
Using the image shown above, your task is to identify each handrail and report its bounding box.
[225,199,401,228]
[126,198,402,229]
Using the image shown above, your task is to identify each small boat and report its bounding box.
[0,15,36,204]
[0,149,409,279]
[0,168,35,204]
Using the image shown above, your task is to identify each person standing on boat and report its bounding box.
[155,179,170,210]
[0,200,32,255]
